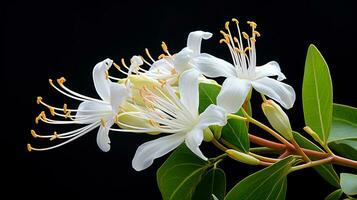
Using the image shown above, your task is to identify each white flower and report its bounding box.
[193,19,296,113]
[29,59,130,152]
[122,69,227,171]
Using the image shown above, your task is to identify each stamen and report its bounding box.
[105,70,109,80]
[145,48,155,62]
[171,68,177,75]
[253,31,261,37]
[225,21,230,30]
[65,110,72,119]
[161,41,169,54]
[48,106,55,116]
[63,104,68,113]
[100,118,106,127]
[50,131,59,141]
[57,77,66,85]
[244,47,252,52]
[232,18,239,24]
[247,21,257,29]
[27,143,32,152]
[31,130,38,138]
[121,58,129,69]
[37,96,42,104]
[242,32,249,40]
[158,54,168,60]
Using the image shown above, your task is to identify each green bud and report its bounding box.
[203,128,214,142]
[303,126,323,144]
[226,149,260,165]
[261,100,293,140]
[211,125,223,139]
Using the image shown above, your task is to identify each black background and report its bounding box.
[3,0,357,199]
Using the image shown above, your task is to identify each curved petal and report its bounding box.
[179,68,200,114]
[193,53,236,78]
[254,61,286,81]
[252,77,296,109]
[185,128,207,160]
[187,31,212,56]
[76,101,111,123]
[96,120,114,152]
[197,104,227,129]
[132,133,186,171]
[109,82,130,113]
[93,58,113,102]
[217,78,251,114]
[174,48,194,73]
[149,58,174,74]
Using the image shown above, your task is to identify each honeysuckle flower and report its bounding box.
[193,19,296,114]
[28,59,131,152]
[118,69,227,171]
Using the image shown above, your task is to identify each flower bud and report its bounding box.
[225,149,260,165]
[261,100,293,140]
[203,128,214,142]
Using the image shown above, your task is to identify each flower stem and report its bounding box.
[211,137,228,152]
[249,152,281,163]
[291,139,311,162]
[289,157,334,173]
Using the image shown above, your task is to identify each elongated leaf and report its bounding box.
[221,110,249,153]
[325,189,343,200]
[225,156,296,200]
[192,168,226,200]
[157,144,209,200]
[328,104,357,143]
[302,44,333,144]
[329,139,357,160]
[293,131,340,187]
[198,82,221,113]
[340,173,357,195]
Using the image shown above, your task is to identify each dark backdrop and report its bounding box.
[3,0,357,199]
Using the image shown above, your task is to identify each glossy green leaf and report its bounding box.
[328,104,357,143]
[329,139,357,160]
[224,156,296,200]
[157,144,209,200]
[325,189,343,200]
[198,82,221,113]
[221,110,249,153]
[192,168,226,200]
[340,173,357,195]
[293,131,340,187]
[302,44,333,144]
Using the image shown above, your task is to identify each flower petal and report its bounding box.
[174,48,194,73]
[217,78,251,114]
[179,68,200,114]
[185,128,207,160]
[93,58,113,102]
[187,31,212,56]
[252,77,296,109]
[132,133,186,171]
[197,104,227,129]
[193,53,236,78]
[76,101,111,123]
[254,61,286,81]
[109,82,130,113]
[96,120,114,152]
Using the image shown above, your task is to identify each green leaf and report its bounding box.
[329,139,357,160]
[302,44,333,144]
[328,104,357,143]
[157,144,209,200]
[293,131,340,187]
[340,173,357,196]
[221,110,249,153]
[192,168,226,200]
[325,189,343,200]
[224,156,296,200]
[198,82,221,113]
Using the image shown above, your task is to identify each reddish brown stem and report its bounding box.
[333,155,357,169]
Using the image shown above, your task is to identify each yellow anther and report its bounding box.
[232,18,239,24]
[242,32,249,39]
[36,96,42,104]
[244,47,252,52]
[171,68,177,75]
[27,143,32,152]
[158,79,166,87]
[57,77,66,85]
[161,41,169,54]
[41,111,47,120]
[145,48,154,61]
[31,130,38,138]
[158,54,167,60]
[121,58,128,68]
[220,30,227,36]
[234,47,242,54]
[219,39,228,44]
[233,37,239,44]
[225,21,230,30]
[113,62,121,70]
[100,118,106,127]
[35,116,40,124]
[63,104,68,113]
[49,79,54,85]
[48,106,55,116]
[65,111,71,119]
[253,30,261,37]
[149,119,158,127]
[50,131,59,141]
[247,21,257,29]
[105,70,109,80]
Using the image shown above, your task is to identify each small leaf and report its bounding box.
[302,44,333,144]
[325,189,343,200]
[329,139,357,160]
[192,168,226,200]
[157,144,209,200]
[328,103,357,143]
[340,173,357,196]
[199,82,221,113]
[224,156,296,200]
[293,131,340,187]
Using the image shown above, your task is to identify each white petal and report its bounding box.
[252,77,296,109]
[254,61,286,81]
[193,53,236,78]
[197,104,227,129]
[96,120,114,152]
[76,101,111,123]
[132,133,186,171]
[187,31,212,56]
[109,83,130,113]
[93,58,113,102]
[185,128,207,160]
[179,68,200,114]
[217,78,251,114]
[149,58,173,74]
[174,48,194,73]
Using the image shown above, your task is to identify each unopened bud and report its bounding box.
[226,149,260,165]
[303,126,323,144]
[262,100,293,140]
[203,128,213,142]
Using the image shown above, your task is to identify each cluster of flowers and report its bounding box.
[29,19,295,171]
